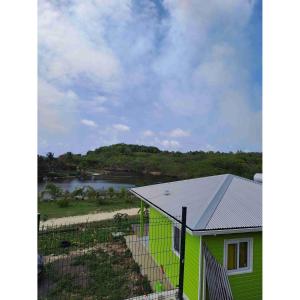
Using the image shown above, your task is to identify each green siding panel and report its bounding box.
[149,207,179,288]
[149,207,200,300]
[183,232,200,300]
[203,232,262,300]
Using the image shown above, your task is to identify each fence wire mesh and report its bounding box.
[38,212,182,300]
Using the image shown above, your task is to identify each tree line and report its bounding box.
[38,143,262,181]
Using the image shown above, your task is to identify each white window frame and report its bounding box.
[224,237,253,275]
[172,224,181,257]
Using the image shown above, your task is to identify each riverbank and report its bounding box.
[40,208,139,227]
[38,197,139,220]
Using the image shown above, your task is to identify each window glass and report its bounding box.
[227,243,237,270]
[173,226,180,253]
[239,242,248,268]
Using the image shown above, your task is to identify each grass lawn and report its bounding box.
[38,197,139,220]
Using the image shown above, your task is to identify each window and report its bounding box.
[173,225,181,256]
[224,238,253,275]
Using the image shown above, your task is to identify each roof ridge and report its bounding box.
[194,174,234,230]
[231,174,262,185]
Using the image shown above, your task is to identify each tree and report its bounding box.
[43,182,62,200]
[46,152,55,161]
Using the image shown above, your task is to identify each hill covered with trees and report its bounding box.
[38,143,262,181]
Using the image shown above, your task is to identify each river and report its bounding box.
[38,173,174,193]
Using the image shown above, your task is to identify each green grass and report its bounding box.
[38,197,139,220]
[38,217,140,256]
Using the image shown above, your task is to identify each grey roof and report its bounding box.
[130,174,262,231]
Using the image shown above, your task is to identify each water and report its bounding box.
[38,174,173,193]
[38,177,135,193]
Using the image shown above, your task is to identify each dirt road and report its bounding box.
[40,208,139,227]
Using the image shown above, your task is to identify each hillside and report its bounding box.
[38,143,262,181]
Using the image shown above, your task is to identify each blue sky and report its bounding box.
[38,0,262,155]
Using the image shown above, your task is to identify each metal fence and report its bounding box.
[38,209,187,300]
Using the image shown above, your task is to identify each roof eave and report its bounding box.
[191,226,262,236]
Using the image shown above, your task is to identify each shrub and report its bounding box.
[113,213,129,230]
[119,187,127,198]
[108,187,115,199]
[96,195,105,206]
[41,214,48,221]
[84,186,97,201]
[131,262,140,273]
[57,198,70,208]
[44,182,63,200]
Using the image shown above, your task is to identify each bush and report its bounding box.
[119,187,127,198]
[131,262,140,273]
[108,187,115,199]
[41,214,48,221]
[113,213,129,230]
[44,182,63,200]
[96,195,105,206]
[57,198,70,208]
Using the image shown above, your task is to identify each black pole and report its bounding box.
[38,213,40,231]
[178,206,187,300]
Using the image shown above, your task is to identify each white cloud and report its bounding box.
[39,0,123,90]
[81,96,108,114]
[143,130,155,137]
[113,124,130,132]
[81,119,97,127]
[167,128,190,138]
[160,140,180,148]
[38,79,78,134]
[39,0,261,153]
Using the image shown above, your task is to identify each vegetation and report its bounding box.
[38,143,262,181]
[38,186,139,219]
[39,234,152,299]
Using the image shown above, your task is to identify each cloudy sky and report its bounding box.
[38,0,262,155]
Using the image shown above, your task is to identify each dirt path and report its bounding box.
[40,208,139,227]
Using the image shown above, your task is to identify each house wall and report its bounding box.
[202,231,262,300]
[149,207,200,300]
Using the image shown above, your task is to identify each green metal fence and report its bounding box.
[38,211,185,300]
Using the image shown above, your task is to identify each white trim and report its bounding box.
[223,237,253,275]
[172,223,181,257]
[202,252,206,300]
[198,237,202,300]
[192,227,262,236]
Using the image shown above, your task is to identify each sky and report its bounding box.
[38,0,262,155]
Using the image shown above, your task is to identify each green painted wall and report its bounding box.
[149,207,200,300]
[149,207,179,288]
[183,230,201,300]
[202,232,262,300]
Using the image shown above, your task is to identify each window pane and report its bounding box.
[174,227,180,253]
[227,243,237,270]
[239,242,248,268]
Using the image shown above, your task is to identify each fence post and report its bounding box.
[38,213,40,231]
[139,200,144,237]
[178,206,187,300]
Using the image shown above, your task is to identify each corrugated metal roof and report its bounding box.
[130,174,262,232]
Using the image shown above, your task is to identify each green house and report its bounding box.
[130,174,262,300]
